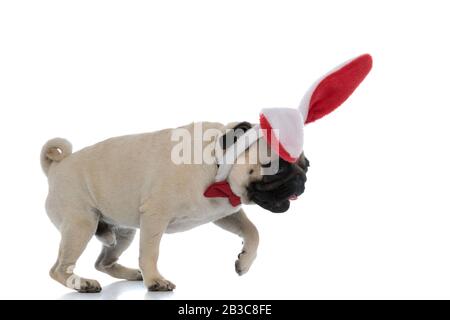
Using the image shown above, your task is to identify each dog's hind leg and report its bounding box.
[95,225,142,281]
[95,220,117,247]
[49,211,101,293]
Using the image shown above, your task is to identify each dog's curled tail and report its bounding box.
[40,138,72,176]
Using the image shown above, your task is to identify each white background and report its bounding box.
[1,0,449,300]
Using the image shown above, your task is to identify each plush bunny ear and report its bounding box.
[299,54,373,124]
[259,54,372,164]
[260,108,304,163]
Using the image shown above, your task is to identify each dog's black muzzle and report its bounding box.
[247,157,309,213]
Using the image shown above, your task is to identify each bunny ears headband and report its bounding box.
[213,54,373,183]
[259,53,373,163]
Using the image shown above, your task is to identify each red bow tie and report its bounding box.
[204,180,241,207]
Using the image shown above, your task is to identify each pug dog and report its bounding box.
[41,121,308,293]
[41,54,371,293]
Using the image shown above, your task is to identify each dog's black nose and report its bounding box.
[294,174,306,196]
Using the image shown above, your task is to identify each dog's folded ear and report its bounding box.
[220,121,252,150]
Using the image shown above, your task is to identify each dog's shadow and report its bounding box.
[60,281,175,300]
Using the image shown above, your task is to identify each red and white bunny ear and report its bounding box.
[299,54,373,124]
[259,54,372,164]
[260,108,304,163]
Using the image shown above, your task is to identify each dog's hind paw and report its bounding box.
[147,278,176,291]
[72,278,102,293]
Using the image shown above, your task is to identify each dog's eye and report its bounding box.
[261,162,271,168]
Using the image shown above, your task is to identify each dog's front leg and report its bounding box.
[139,212,175,291]
[214,209,259,275]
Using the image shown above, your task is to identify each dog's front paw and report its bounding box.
[235,250,256,276]
[146,278,176,291]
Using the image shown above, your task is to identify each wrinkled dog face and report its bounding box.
[224,122,309,213]
[247,154,309,213]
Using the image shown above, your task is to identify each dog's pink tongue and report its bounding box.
[289,195,298,200]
